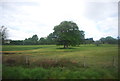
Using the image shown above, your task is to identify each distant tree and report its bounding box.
[100,37,106,44]
[23,35,39,45]
[99,36,117,44]
[53,21,84,48]
[10,40,23,45]
[85,38,94,44]
[0,26,8,44]
[105,36,117,44]
[39,37,47,45]
[79,30,85,44]
[46,33,56,45]
[94,40,101,46]
[23,38,32,45]
[31,35,39,45]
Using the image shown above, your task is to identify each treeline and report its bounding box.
[9,34,56,45]
[1,21,118,46]
[99,36,118,44]
[7,35,118,45]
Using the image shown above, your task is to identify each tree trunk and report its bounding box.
[63,44,68,48]
[66,45,68,48]
[64,44,66,48]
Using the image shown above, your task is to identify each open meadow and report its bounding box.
[2,44,118,79]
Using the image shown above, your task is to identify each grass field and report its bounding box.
[2,44,118,79]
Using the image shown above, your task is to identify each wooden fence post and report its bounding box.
[83,56,86,68]
[112,56,115,67]
[25,56,29,66]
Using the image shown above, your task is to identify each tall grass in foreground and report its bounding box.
[3,65,118,79]
[2,44,118,79]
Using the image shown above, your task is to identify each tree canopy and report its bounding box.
[0,26,8,44]
[23,35,39,45]
[53,21,84,48]
[99,36,117,44]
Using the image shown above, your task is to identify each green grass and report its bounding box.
[2,44,118,79]
[2,45,51,51]
[3,65,118,79]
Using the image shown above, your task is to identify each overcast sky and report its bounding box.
[0,0,119,40]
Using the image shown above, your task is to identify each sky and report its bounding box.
[0,0,119,40]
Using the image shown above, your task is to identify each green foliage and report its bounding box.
[85,38,94,44]
[39,37,48,45]
[23,34,39,45]
[21,34,56,45]
[10,40,23,45]
[100,36,118,44]
[53,21,85,48]
[0,26,8,45]
[46,33,56,44]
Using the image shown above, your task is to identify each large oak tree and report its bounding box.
[53,21,84,48]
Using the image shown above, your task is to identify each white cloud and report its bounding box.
[0,0,119,2]
[8,28,34,40]
[84,2,117,21]
[97,17,118,37]
[0,0,118,40]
